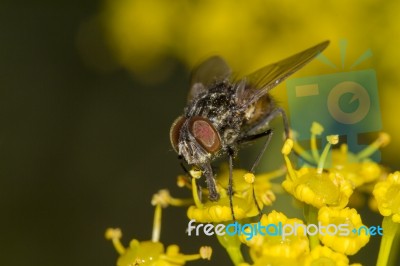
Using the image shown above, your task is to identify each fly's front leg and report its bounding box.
[241,130,274,219]
[227,147,236,221]
[247,107,289,139]
[200,163,220,201]
[266,107,289,139]
[237,127,274,219]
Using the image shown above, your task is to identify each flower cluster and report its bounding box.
[186,164,281,223]
[105,191,212,266]
[282,135,354,209]
[373,172,400,223]
[96,2,400,263]
[239,211,309,264]
[107,122,398,265]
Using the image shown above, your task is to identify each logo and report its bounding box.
[187,220,383,241]
[286,39,382,161]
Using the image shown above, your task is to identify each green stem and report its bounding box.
[377,216,400,266]
[317,142,332,174]
[304,204,319,250]
[191,177,203,208]
[152,204,162,242]
[216,227,245,266]
[226,246,245,266]
[387,228,400,266]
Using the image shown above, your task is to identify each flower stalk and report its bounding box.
[216,228,245,266]
[304,204,319,250]
[152,204,162,242]
[377,216,400,266]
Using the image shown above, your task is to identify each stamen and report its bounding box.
[290,128,315,163]
[105,228,126,255]
[177,175,190,188]
[164,246,212,262]
[152,204,162,242]
[199,246,213,260]
[293,141,315,163]
[190,167,202,179]
[282,138,294,155]
[317,135,338,173]
[357,132,391,160]
[151,189,171,208]
[282,139,296,180]
[261,190,276,205]
[192,177,203,208]
[244,173,255,184]
[152,189,193,207]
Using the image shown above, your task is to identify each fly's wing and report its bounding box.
[238,41,329,107]
[188,56,231,102]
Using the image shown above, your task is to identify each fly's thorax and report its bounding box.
[185,82,236,118]
[186,82,245,141]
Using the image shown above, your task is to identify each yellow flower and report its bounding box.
[373,171,400,223]
[187,197,251,223]
[330,133,389,188]
[105,229,212,266]
[217,164,281,207]
[290,123,391,215]
[106,194,212,266]
[318,207,370,255]
[292,123,389,189]
[187,165,281,223]
[303,245,349,266]
[282,138,353,209]
[240,211,309,261]
[248,256,304,266]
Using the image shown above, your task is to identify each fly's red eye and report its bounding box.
[170,116,186,152]
[189,116,221,153]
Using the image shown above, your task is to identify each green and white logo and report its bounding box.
[286,40,382,161]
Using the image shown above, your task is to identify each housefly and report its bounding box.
[170,41,329,217]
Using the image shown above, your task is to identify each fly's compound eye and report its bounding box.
[170,116,186,153]
[189,116,221,153]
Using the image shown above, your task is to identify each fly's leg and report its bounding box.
[237,129,274,219]
[246,107,289,139]
[227,147,236,221]
[238,106,289,218]
[250,108,289,218]
[239,107,289,217]
[251,130,273,219]
[269,107,289,139]
[249,129,273,173]
[201,163,220,201]
[240,106,290,172]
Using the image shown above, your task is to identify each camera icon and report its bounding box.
[286,69,382,161]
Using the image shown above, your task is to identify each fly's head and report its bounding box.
[170,116,221,165]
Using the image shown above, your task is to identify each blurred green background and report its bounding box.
[1,0,399,265]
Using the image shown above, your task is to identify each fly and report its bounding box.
[170,41,329,219]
